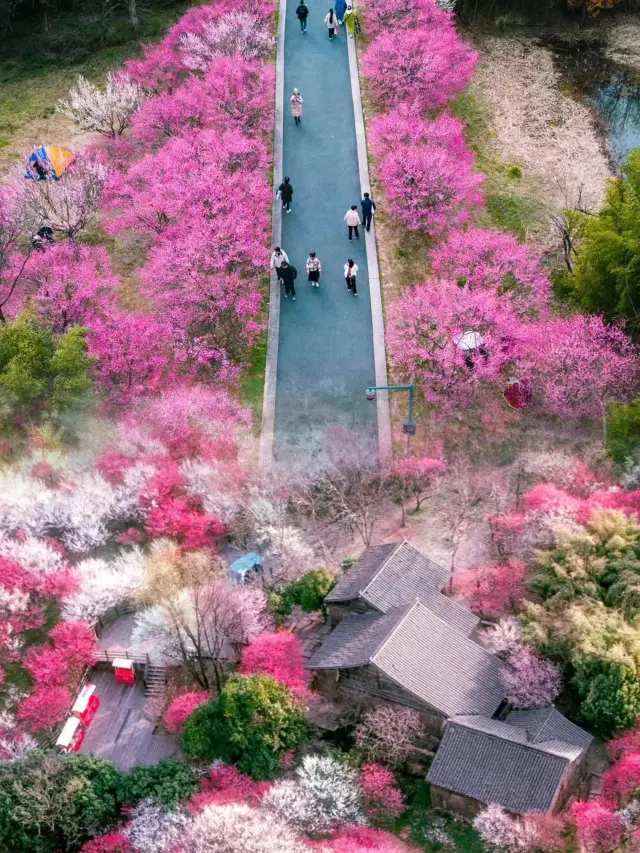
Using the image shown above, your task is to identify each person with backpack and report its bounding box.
[296,0,309,32]
[324,8,337,39]
[279,261,298,300]
[278,177,294,213]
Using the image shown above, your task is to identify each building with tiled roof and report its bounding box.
[427,712,593,817]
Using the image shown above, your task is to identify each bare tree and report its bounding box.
[0,187,33,324]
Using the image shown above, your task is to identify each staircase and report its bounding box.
[144,661,167,699]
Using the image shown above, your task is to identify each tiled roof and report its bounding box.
[326,541,450,612]
[305,608,409,670]
[371,603,504,717]
[427,717,572,814]
[308,601,504,718]
[506,708,594,752]
[421,590,479,636]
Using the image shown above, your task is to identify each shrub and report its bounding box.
[181,675,308,780]
[164,691,210,734]
[117,759,198,809]
[240,632,310,698]
[359,764,405,822]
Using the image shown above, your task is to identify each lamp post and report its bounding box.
[366,384,416,447]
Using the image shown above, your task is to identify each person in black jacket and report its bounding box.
[279,261,298,300]
[296,0,309,32]
[278,177,294,213]
[361,192,376,232]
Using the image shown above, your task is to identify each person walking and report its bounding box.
[270,246,289,283]
[279,261,298,300]
[335,0,346,23]
[278,177,293,213]
[290,89,303,126]
[296,0,309,32]
[361,192,376,232]
[324,8,337,39]
[344,259,358,296]
[344,205,361,240]
[343,4,356,37]
[306,252,322,288]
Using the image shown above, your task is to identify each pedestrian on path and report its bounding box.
[324,8,337,39]
[278,177,293,213]
[344,259,358,296]
[280,261,297,300]
[344,205,361,240]
[343,4,356,37]
[361,192,376,232]
[335,0,346,23]
[306,252,322,288]
[296,0,309,32]
[270,246,289,282]
[290,89,303,125]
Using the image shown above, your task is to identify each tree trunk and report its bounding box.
[129,0,139,29]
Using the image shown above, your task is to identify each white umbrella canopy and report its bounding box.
[453,330,485,351]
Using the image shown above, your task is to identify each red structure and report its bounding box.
[72,683,100,727]
[56,716,85,753]
[113,658,135,685]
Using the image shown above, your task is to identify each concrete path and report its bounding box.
[272,7,378,470]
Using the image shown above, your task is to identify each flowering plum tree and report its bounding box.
[474,804,540,852]
[355,704,424,767]
[359,764,405,821]
[453,560,528,616]
[187,764,270,812]
[57,73,145,138]
[240,632,310,699]
[362,26,477,112]
[180,803,308,853]
[602,753,640,808]
[180,12,273,69]
[363,0,452,36]
[501,645,561,709]
[572,800,626,852]
[0,185,33,323]
[164,691,209,733]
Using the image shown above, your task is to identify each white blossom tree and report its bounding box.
[180,13,273,70]
[474,804,539,852]
[19,156,107,241]
[263,755,365,837]
[481,617,523,657]
[61,548,146,623]
[125,800,190,853]
[56,73,145,138]
[354,704,425,767]
[180,803,308,853]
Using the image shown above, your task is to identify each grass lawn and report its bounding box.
[0,2,188,176]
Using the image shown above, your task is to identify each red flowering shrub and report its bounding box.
[164,691,209,733]
[572,800,625,852]
[240,632,310,699]
[96,448,136,484]
[608,720,640,762]
[602,753,640,807]
[79,834,132,853]
[453,560,527,617]
[187,763,270,813]
[359,764,405,822]
[17,685,72,732]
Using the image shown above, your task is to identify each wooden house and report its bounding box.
[427,709,593,818]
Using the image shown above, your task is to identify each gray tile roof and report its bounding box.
[305,608,409,669]
[427,717,572,814]
[506,708,593,753]
[421,590,479,636]
[371,603,504,717]
[326,541,451,612]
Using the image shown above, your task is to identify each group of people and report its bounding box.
[295,0,360,38]
[270,247,360,299]
[272,0,370,305]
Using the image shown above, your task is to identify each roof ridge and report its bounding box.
[359,539,405,599]
[449,719,572,761]
[369,598,418,663]
[532,707,555,742]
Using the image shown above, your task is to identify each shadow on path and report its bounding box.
[273,8,377,471]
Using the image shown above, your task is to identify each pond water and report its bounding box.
[545,33,640,166]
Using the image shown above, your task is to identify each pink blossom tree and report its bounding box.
[0,184,33,323]
[362,26,477,112]
[164,691,209,733]
[602,754,640,808]
[392,455,446,525]
[453,560,528,617]
[363,0,452,37]
[572,800,626,852]
[358,764,405,822]
[240,632,310,699]
[188,764,270,813]
[501,645,561,709]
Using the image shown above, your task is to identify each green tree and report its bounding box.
[269,569,336,624]
[181,675,308,780]
[0,750,120,853]
[117,759,198,809]
[607,399,640,463]
[0,319,92,431]
[568,151,640,336]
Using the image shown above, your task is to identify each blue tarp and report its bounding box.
[230,552,263,581]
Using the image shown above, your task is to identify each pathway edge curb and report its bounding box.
[347,35,392,465]
[259,0,287,473]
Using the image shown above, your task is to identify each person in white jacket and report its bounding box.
[344,259,358,296]
[344,205,361,240]
[306,252,322,288]
[270,246,289,283]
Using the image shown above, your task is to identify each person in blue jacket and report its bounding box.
[335,0,346,24]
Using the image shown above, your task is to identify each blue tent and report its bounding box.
[230,552,263,583]
[25,145,73,181]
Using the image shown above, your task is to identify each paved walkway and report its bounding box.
[273,8,378,470]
